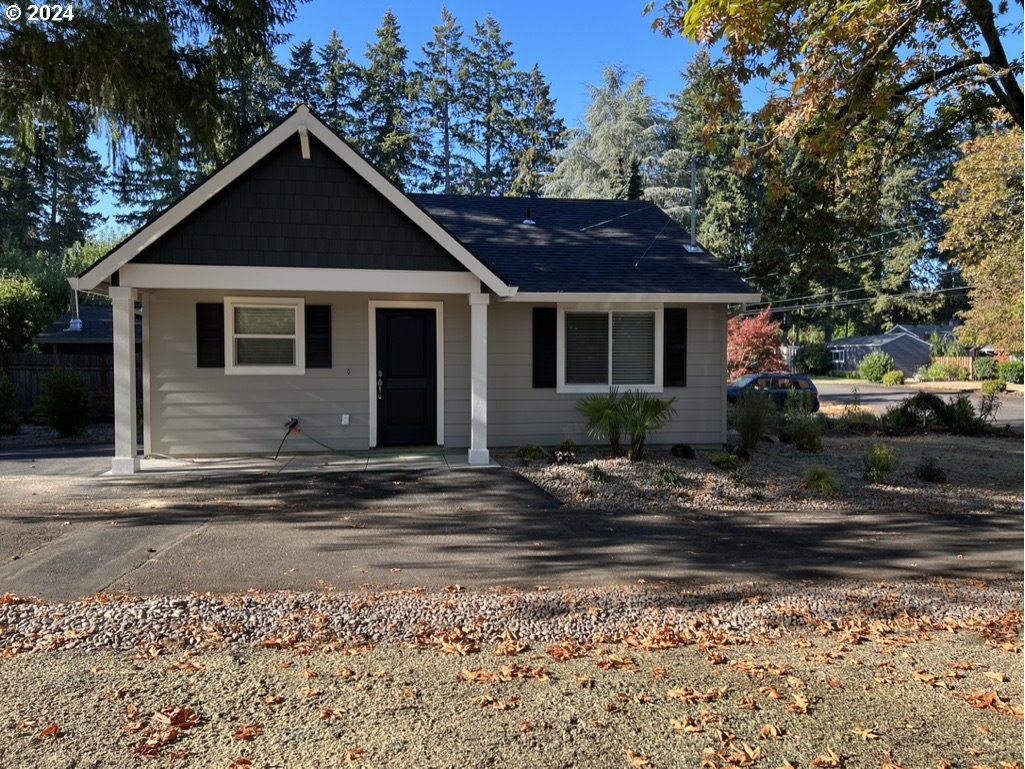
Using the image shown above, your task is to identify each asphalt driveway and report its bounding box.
[0,444,1021,601]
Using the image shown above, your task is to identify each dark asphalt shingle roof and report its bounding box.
[32,305,141,346]
[410,194,755,295]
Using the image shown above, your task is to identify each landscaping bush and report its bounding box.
[857,351,896,383]
[731,390,777,450]
[914,456,947,484]
[972,357,998,381]
[998,360,1024,384]
[37,366,90,437]
[619,391,677,462]
[792,343,832,375]
[0,270,47,352]
[944,393,980,434]
[881,369,905,386]
[515,444,547,461]
[918,362,970,382]
[0,371,18,434]
[981,378,1006,396]
[881,404,917,432]
[863,443,898,483]
[802,465,839,496]
[576,390,624,456]
[552,439,579,463]
[710,452,742,472]
[897,392,950,427]
[781,411,822,451]
[586,465,611,484]
[651,462,682,487]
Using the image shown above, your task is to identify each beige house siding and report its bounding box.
[486,302,728,447]
[145,290,470,457]
[145,291,727,456]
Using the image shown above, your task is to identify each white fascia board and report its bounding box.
[79,106,516,298]
[118,264,482,294]
[505,292,762,304]
[302,118,514,297]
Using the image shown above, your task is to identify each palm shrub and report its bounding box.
[731,390,777,450]
[619,391,677,462]
[38,366,90,437]
[857,351,896,383]
[576,389,624,456]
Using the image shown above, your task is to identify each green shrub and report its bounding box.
[981,378,1006,396]
[553,439,579,463]
[0,371,18,434]
[897,392,950,427]
[977,392,1001,425]
[857,351,896,383]
[881,404,917,432]
[943,393,980,434]
[863,443,899,483]
[972,357,998,381]
[792,343,832,375]
[731,391,777,450]
[998,360,1024,384]
[0,270,47,352]
[781,412,822,452]
[586,465,611,484]
[651,462,682,487]
[619,391,677,462]
[802,465,839,495]
[914,456,947,484]
[919,362,970,382]
[515,444,547,461]
[576,390,624,456]
[37,366,90,437]
[881,369,905,386]
[834,408,879,434]
[710,452,742,472]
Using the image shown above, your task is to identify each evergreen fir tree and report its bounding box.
[284,39,324,111]
[319,31,359,138]
[509,65,566,197]
[354,11,418,185]
[412,8,470,193]
[463,16,524,196]
[545,66,659,200]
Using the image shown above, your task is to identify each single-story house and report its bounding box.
[828,330,932,375]
[887,323,959,345]
[32,305,142,355]
[74,106,758,474]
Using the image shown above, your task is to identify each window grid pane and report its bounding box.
[611,312,655,385]
[565,312,609,385]
[235,337,295,366]
[234,306,295,335]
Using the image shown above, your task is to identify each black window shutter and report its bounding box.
[305,305,332,368]
[664,308,687,387]
[196,303,225,368]
[532,307,557,388]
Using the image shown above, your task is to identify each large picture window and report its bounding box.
[224,297,305,374]
[559,307,661,392]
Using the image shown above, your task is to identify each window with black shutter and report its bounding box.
[532,307,556,388]
[305,305,332,368]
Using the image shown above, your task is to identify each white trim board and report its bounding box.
[118,264,482,294]
[507,292,760,304]
[78,106,516,298]
[367,300,445,448]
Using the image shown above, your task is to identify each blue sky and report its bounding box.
[279,1,705,131]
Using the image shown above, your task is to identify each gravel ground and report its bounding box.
[0,581,1021,768]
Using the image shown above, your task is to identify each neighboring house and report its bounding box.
[32,305,142,355]
[828,331,932,375]
[887,323,959,346]
[74,106,758,474]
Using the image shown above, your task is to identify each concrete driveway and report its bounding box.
[0,443,1021,601]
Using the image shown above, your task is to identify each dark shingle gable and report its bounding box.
[411,194,754,295]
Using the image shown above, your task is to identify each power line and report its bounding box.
[745,266,958,311]
[739,285,968,316]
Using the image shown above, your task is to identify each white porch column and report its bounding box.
[468,292,490,465]
[110,286,139,475]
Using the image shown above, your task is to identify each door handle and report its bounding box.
[377,371,383,400]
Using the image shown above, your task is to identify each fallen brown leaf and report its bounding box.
[627,749,654,768]
[811,749,842,768]
[233,722,263,741]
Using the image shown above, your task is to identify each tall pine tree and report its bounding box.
[354,11,418,185]
[319,31,359,138]
[509,65,566,197]
[284,39,324,111]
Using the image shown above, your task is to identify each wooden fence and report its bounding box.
[0,352,141,421]
[931,355,975,379]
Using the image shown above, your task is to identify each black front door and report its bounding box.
[376,308,437,446]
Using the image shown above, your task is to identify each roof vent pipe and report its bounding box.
[523,207,536,225]
[65,277,82,332]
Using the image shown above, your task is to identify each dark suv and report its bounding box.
[726,373,820,411]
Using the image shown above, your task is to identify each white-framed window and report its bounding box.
[831,348,844,366]
[224,296,305,375]
[557,305,662,393]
